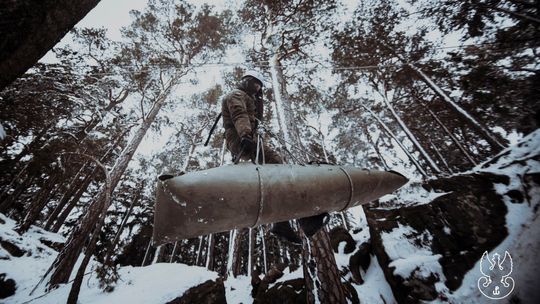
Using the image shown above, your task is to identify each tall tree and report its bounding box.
[416,0,539,135]
[332,0,507,160]
[44,0,233,289]
[14,29,132,233]
[240,1,350,302]
[0,0,101,90]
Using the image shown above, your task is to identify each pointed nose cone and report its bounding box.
[345,168,409,206]
[363,170,408,204]
[386,170,409,190]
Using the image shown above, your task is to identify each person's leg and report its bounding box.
[258,145,282,164]
[270,221,302,244]
[297,212,329,238]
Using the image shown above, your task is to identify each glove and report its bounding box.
[240,136,256,152]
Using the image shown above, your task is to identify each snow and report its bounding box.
[353,255,397,304]
[1,212,222,304]
[16,263,218,304]
[224,275,252,304]
[491,127,523,146]
[381,224,444,280]
[0,123,6,139]
[443,226,451,235]
[335,206,397,303]
[379,182,450,209]
[268,266,303,290]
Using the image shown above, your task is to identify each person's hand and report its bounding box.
[240,136,256,151]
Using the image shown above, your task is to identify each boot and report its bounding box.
[270,221,302,245]
[298,212,329,238]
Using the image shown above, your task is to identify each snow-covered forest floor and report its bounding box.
[2,130,538,303]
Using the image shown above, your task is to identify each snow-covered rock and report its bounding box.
[362,130,540,303]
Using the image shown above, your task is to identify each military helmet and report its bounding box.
[242,69,265,87]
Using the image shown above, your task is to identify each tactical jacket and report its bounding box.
[222,88,261,153]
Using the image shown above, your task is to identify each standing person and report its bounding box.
[221,69,327,244]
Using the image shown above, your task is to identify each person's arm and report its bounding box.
[227,91,252,139]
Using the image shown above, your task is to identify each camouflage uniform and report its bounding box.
[221,88,282,164]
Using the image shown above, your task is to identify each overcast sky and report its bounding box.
[41,0,232,62]
[76,0,149,41]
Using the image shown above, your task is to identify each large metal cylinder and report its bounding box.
[153,163,408,245]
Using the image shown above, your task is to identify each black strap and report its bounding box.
[233,146,245,164]
[204,113,222,146]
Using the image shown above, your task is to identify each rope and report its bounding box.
[250,129,266,227]
[255,132,261,165]
[255,118,322,165]
[256,132,266,165]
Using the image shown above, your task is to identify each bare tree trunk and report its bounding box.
[302,231,347,303]
[232,228,246,277]
[259,226,268,275]
[248,227,255,278]
[17,173,61,233]
[46,77,177,288]
[0,174,34,213]
[424,105,478,166]
[225,229,236,278]
[41,103,128,230]
[50,170,95,233]
[195,236,204,266]
[104,185,142,263]
[428,139,453,173]
[270,55,347,303]
[43,163,90,230]
[169,241,179,263]
[359,104,429,178]
[379,92,441,174]
[0,0,102,90]
[141,239,153,266]
[269,55,309,163]
[339,212,349,231]
[408,64,506,151]
[66,155,111,304]
[363,125,391,171]
[49,131,128,232]
[152,245,166,264]
[205,234,215,270]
